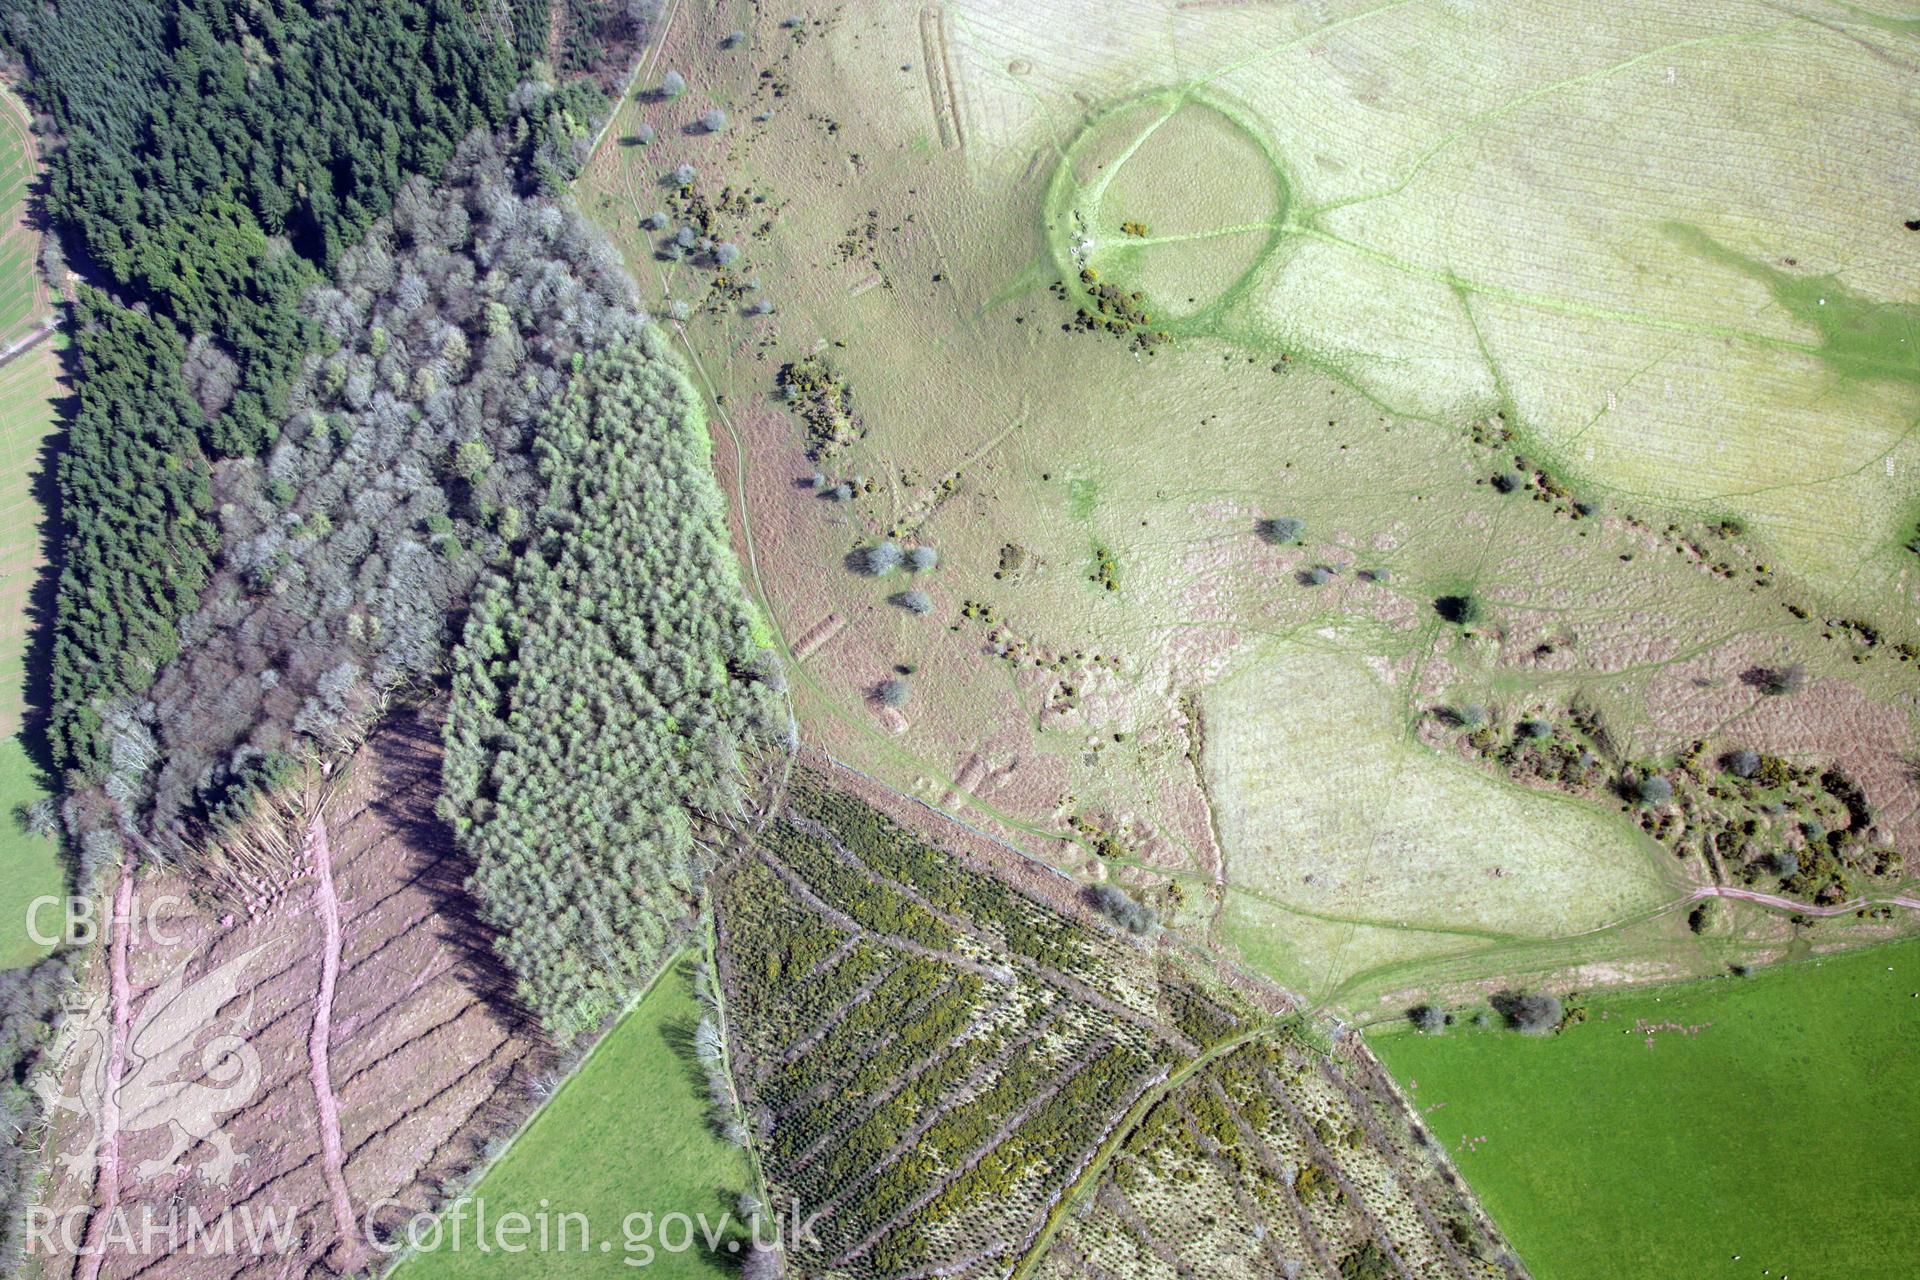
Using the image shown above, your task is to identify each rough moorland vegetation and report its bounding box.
[715,780,1515,1280]
[442,329,783,1045]
[1035,1033,1518,1280]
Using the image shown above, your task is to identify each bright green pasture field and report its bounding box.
[396,957,750,1279]
[0,86,38,344]
[0,736,60,968]
[1370,938,1920,1279]
[0,273,60,969]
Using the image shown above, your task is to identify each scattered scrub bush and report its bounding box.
[1257,515,1305,545]
[857,540,903,576]
[1448,702,1489,729]
[1749,662,1808,697]
[1085,883,1158,934]
[1490,989,1562,1033]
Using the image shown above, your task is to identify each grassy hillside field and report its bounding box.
[1370,938,1920,1279]
[394,955,751,1278]
[575,0,1920,1016]
[0,85,46,346]
[0,83,62,969]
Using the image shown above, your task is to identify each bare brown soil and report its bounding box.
[34,706,545,1279]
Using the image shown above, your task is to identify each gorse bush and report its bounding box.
[1085,883,1158,935]
[1490,989,1562,1033]
[1339,1242,1396,1280]
[443,328,782,1045]
[1449,702,1489,729]
[1257,515,1304,545]
[1751,662,1807,697]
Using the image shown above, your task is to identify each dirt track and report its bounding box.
[39,707,544,1279]
[71,863,135,1280]
[1689,884,1920,917]
[302,796,359,1264]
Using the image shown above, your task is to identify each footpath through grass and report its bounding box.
[395,955,751,1278]
[1370,938,1920,1279]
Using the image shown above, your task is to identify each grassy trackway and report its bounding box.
[1370,938,1920,1279]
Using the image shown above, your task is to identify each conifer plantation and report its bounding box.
[443,330,784,1044]
[0,0,780,1253]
